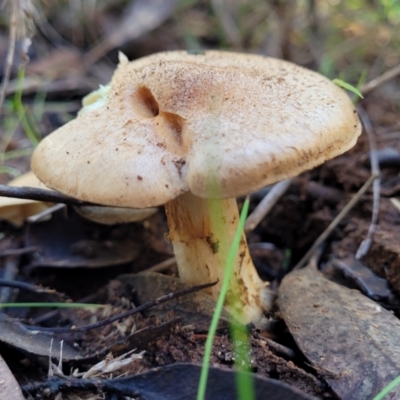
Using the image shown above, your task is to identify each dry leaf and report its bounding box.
[0,353,25,400]
[279,266,400,400]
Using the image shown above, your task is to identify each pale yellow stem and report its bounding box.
[164,191,268,323]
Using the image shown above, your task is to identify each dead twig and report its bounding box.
[253,331,295,359]
[21,280,217,334]
[355,107,380,259]
[27,203,66,223]
[0,246,38,258]
[245,178,293,233]
[361,63,400,95]
[0,184,98,206]
[32,293,99,325]
[0,279,57,295]
[294,173,378,270]
[147,257,177,273]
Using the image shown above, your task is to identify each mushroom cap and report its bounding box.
[0,172,50,226]
[73,205,157,225]
[32,51,361,208]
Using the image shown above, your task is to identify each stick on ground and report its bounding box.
[294,173,378,270]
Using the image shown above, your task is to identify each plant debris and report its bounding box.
[0,1,400,398]
[279,264,400,399]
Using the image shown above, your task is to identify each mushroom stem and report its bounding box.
[165,191,268,323]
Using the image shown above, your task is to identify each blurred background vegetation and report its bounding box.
[0,0,399,182]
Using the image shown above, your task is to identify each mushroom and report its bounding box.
[74,205,157,225]
[74,80,160,224]
[0,171,51,226]
[31,51,361,323]
[0,171,156,226]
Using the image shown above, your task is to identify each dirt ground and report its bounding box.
[0,1,400,399]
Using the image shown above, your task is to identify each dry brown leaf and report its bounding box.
[0,353,25,400]
[279,266,400,400]
[0,314,79,360]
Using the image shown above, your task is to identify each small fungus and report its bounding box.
[32,51,361,323]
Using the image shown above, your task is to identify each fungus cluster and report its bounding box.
[32,51,361,323]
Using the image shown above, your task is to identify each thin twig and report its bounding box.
[32,293,99,325]
[27,203,66,223]
[355,107,380,259]
[361,63,400,95]
[294,174,378,270]
[0,246,38,258]
[0,184,99,206]
[390,198,400,214]
[245,178,293,232]
[253,331,295,359]
[22,280,217,333]
[147,257,176,273]
[0,279,57,295]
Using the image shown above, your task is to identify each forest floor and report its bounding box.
[0,1,399,399]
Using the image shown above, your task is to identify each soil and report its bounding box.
[0,4,399,399]
[1,87,400,399]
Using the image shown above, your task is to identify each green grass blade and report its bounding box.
[356,69,368,91]
[197,197,251,400]
[230,321,255,400]
[0,165,21,177]
[4,148,33,160]
[333,78,364,99]
[373,376,400,400]
[14,68,40,146]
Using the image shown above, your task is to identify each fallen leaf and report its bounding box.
[23,363,318,400]
[365,223,400,293]
[331,257,393,301]
[0,314,79,360]
[25,207,140,268]
[279,266,400,400]
[0,353,25,400]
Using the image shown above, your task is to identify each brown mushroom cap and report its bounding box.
[0,172,50,226]
[32,51,361,207]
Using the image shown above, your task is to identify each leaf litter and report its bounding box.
[279,260,400,399]
[1,1,400,399]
